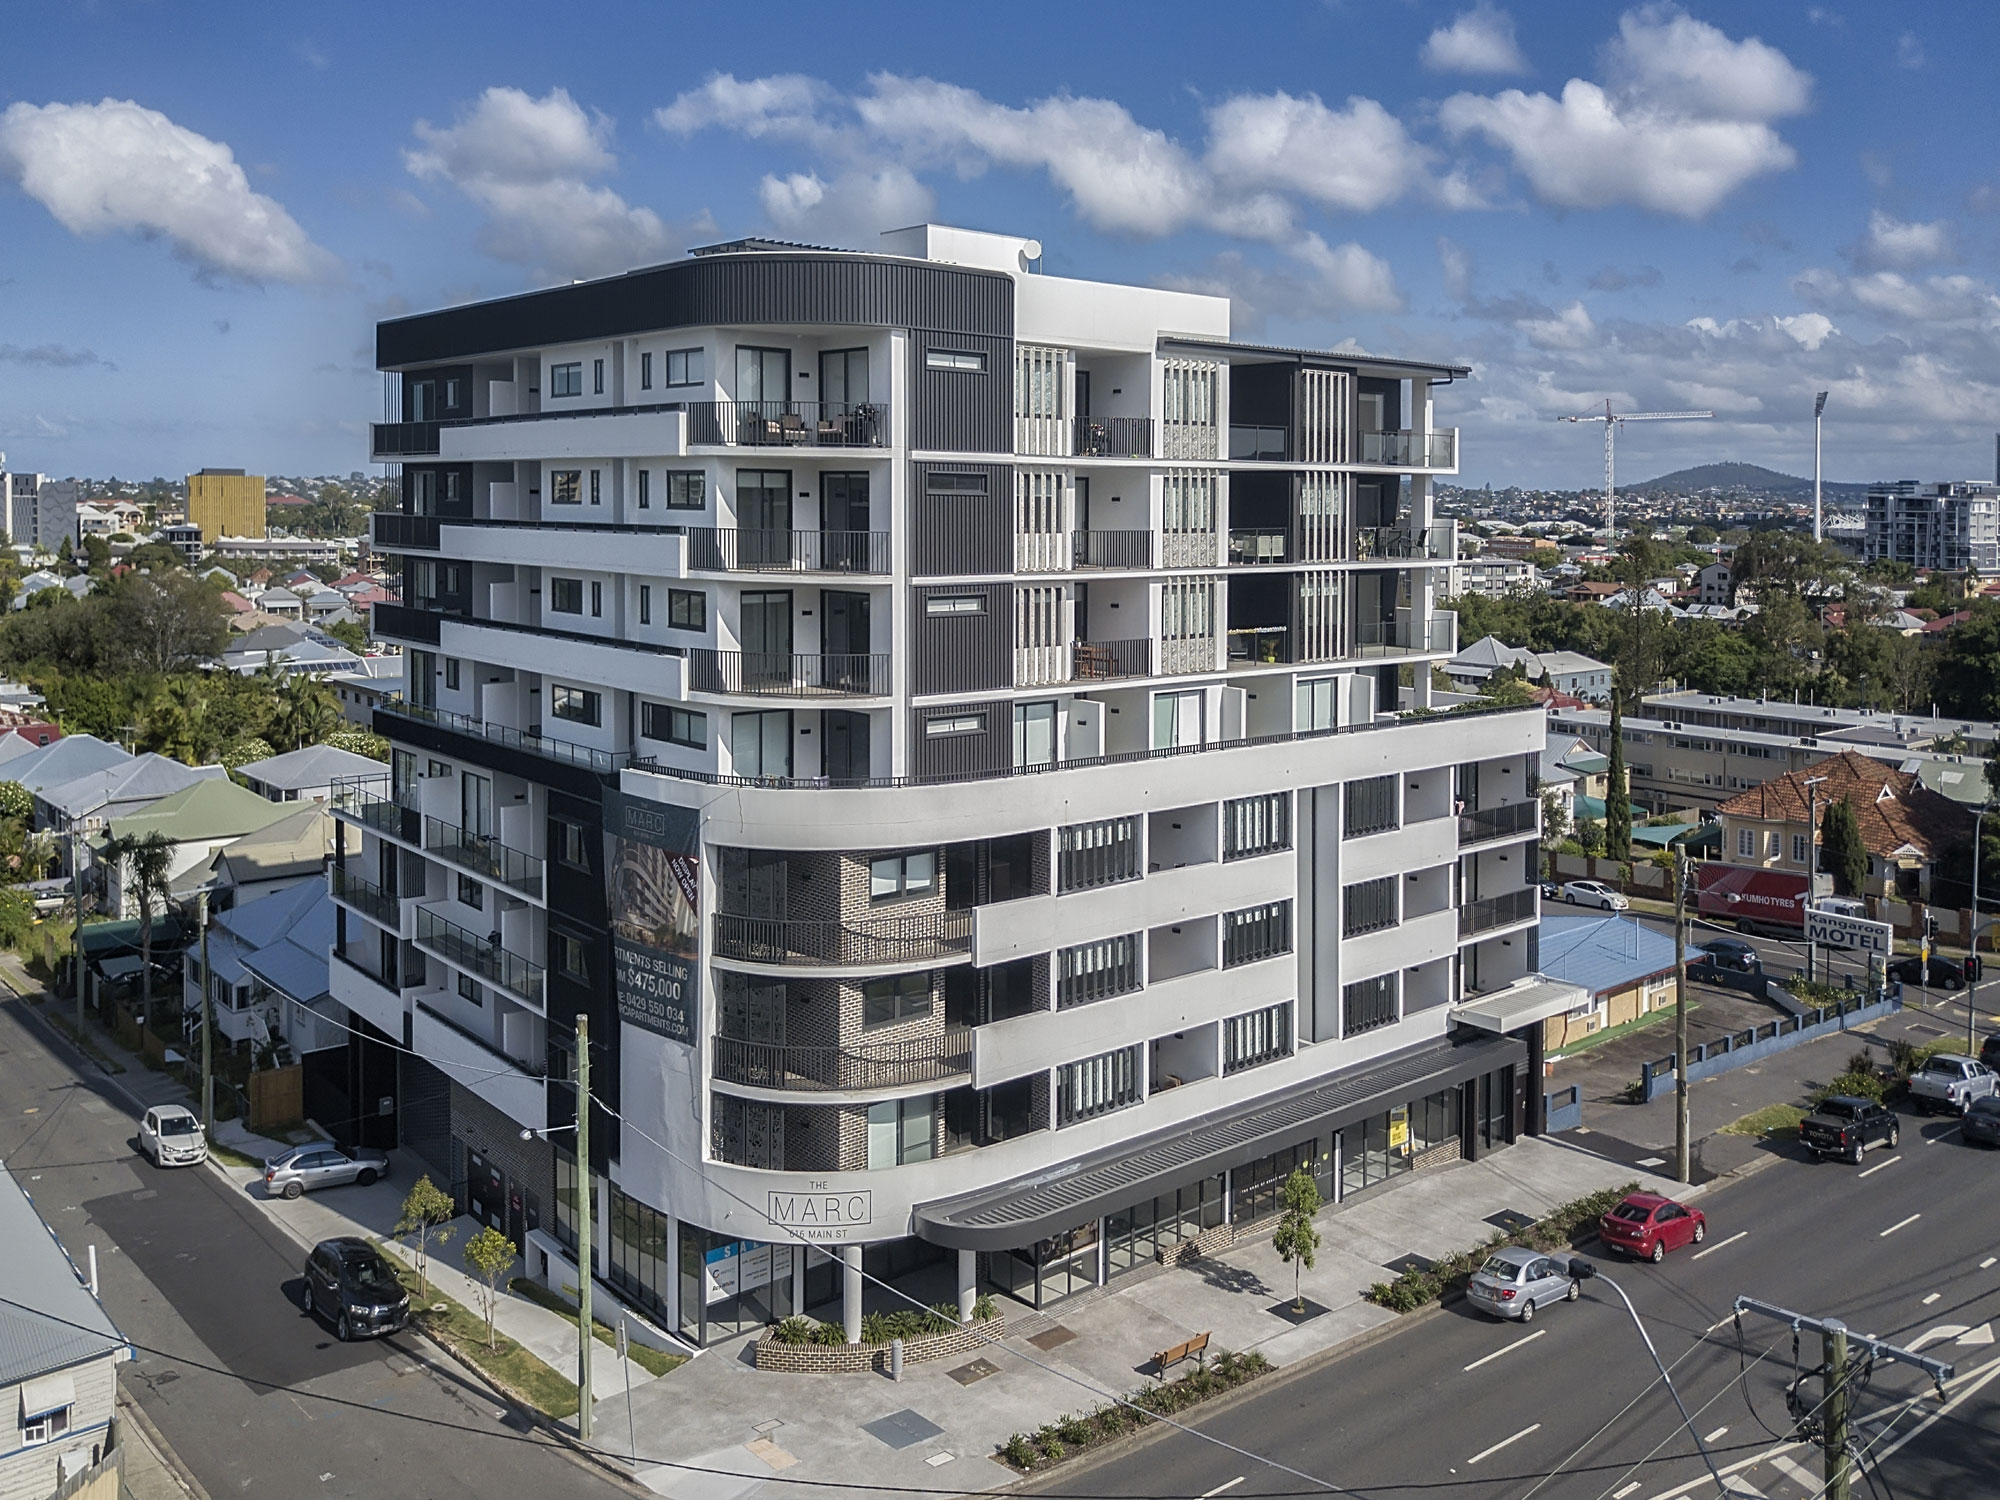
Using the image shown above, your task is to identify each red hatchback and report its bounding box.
[1598,1192,1707,1262]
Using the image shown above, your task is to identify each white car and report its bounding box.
[140,1105,208,1167]
[1562,880,1629,911]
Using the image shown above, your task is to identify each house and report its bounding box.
[327,661,401,726]
[250,586,303,618]
[1446,636,1613,701]
[1564,581,1625,603]
[175,803,343,910]
[302,588,350,623]
[3,735,132,802]
[100,778,297,917]
[1697,562,1735,607]
[1716,749,1976,904]
[1602,587,1686,617]
[182,876,345,1059]
[12,570,66,608]
[217,622,363,678]
[1536,913,1680,1049]
[0,713,59,749]
[0,1163,128,1500]
[36,753,224,842]
[237,744,388,804]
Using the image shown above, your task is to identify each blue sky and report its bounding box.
[2,0,1995,490]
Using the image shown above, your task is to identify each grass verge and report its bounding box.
[209,1142,263,1169]
[1720,1102,1807,1138]
[507,1276,685,1378]
[998,1351,1271,1471]
[390,1263,580,1419]
[1550,1001,1696,1060]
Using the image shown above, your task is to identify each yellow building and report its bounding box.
[185,468,266,543]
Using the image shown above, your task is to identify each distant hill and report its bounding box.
[1626,462,1869,500]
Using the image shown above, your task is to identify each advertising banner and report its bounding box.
[1697,863,1808,932]
[605,790,701,1046]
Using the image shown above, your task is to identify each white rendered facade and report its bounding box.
[1863,480,2000,573]
[337,226,1547,1343]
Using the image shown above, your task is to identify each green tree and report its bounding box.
[462,1225,518,1350]
[395,1175,458,1297]
[1577,817,1606,856]
[325,728,390,762]
[1271,1165,1323,1314]
[1821,798,1869,898]
[1932,601,2000,719]
[1605,694,1631,862]
[0,782,29,821]
[142,677,218,764]
[104,573,230,676]
[1541,789,1570,846]
[324,618,369,655]
[100,830,175,1032]
[268,673,341,751]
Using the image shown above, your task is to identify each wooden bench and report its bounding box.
[1154,1330,1210,1374]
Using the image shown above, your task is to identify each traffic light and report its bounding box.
[1968,955,1983,983]
[1924,913,1940,938]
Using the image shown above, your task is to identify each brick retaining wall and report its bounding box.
[752,1313,1007,1373]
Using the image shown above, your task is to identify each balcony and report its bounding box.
[439,617,686,702]
[1458,887,1538,938]
[1228,528,1290,566]
[372,512,441,550]
[1353,613,1457,658]
[1229,425,1288,461]
[712,910,972,967]
[1073,415,1153,459]
[1072,530,1152,569]
[1459,801,1540,846]
[1353,523,1456,562]
[685,528,889,574]
[377,701,635,777]
[1159,421,1219,462]
[1227,626,1291,666]
[330,779,417,842]
[1358,429,1458,469]
[374,404,689,463]
[711,1028,973,1092]
[415,907,545,1007]
[329,866,405,930]
[371,421,441,458]
[370,601,444,647]
[688,649,889,698]
[424,816,545,900]
[683,400,888,449]
[1068,637,1151,682]
[413,1001,547,1130]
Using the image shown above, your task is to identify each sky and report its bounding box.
[1,0,1996,491]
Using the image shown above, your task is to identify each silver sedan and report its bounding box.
[1465,1245,1579,1322]
[264,1144,391,1199]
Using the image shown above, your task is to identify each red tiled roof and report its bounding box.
[1717,749,1974,860]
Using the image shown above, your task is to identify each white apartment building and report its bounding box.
[1864,480,2000,573]
[333,225,1553,1346]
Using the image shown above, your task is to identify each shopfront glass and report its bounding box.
[1104,1174,1225,1278]
[676,1223,799,1343]
[1231,1138,1333,1224]
[989,1221,1102,1309]
[606,1188,671,1326]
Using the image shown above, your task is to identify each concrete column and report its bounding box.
[841,1245,862,1344]
[664,1211,681,1333]
[1524,1026,1547,1137]
[793,1244,808,1317]
[957,1249,977,1323]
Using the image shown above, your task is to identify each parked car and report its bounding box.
[1465,1245,1578,1323]
[1799,1096,1900,1162]
[264,1143,391,1199]
[1597,1191,1707,1262]
[1691,937,1761,976]
[139,1104,207,1168]
[299,1237,409,1342]
[1981,1033,2000,1072]
[1889,954,1966,990]
[1562,880,1629,911]
[1541,881,1561,900]
[1908,1054,2000,1115]
[1962,1095,2000,1146]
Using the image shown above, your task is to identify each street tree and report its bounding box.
[1821,799,1869,898]
[101,830,175,1032]
[396,1175,458,1297]
[1605,694,1631,862]
[269,673,341,751]
[1272,1165,1322,1314]
[462,1225,518,1350]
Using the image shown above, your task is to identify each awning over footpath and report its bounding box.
[1452,976,1592,1032]
[915,1030,1524,1250]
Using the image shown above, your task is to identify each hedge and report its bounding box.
[1365,1182,1639,1313]
[998,1350,1272,1471]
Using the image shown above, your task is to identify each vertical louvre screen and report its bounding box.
[1297,568,1343,662]
[1344,774,1398,837]
[1056,1044,1142,1126]
[1343,875,1398,936]
[1342,973,1399,1037]
[1298,368,1349,465]
[1057,933,1141,1008]
[1015,469,1069,572]
[1013,584,1069,687]
[1223,1003,1292,1073]
[1222,900,1292,967]
[1223,792,1291,859]
[1160,360,1219,459]
[1160,577,1216,674]
[1014,345,1068,456]
[1297,471,1342,562]
[1161,470,1220,566]
[1058,816,1140,891]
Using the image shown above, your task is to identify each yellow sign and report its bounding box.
[1389,1105,1410,1154]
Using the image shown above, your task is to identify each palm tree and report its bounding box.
[143,676,215,764]
[269,673,340,750]
[101,831,175,1033]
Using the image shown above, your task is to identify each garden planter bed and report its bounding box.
[997,1351,1272,1471]
[1364,1182,1639,1313]
[753,1312,1006,1373]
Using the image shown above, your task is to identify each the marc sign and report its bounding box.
[768,1188,872,1240]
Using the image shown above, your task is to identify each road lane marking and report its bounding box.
[1983,1256,1997,1269]
[1857,1155,1900,1178]
[1464,1328,1545,1371]
[1769,1453,1818,1488]
[1614,1485,1641,1499]
[1880,1213,1922,1237]
[1200,1479,1243,1497]
[1692,1231,1748,1260]
[1468,1424,1540,1465]
[1704,1425,1729,1442]
[1924,1292,1942,1304]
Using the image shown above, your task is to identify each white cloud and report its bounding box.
[1289,234,1402,313]
[1606,6,1812,121]
[1794,267,2000,324]
[758,165,933,245]
[656,74,834,143]
[1518,300,1596,350]
[1421,5,1530,76]
[1203,93,1429,214]
[0,98,335,285]
[1438,236,1475,301]
[1775,312,1836,349]
[407,87,684,280]
[1853,210,1953,270]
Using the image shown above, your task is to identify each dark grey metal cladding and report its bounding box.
[911,462,1012,577]
[912,584,1012,697]
[911,334,1013,453]
[911,701,1011,780]
[378,253,1014,368]
[1356,374,1403,431]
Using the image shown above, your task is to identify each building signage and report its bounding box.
[1804,906,1893,954]
[604,790,701,1046]
[1389,1104,1410,1155]
[1697,864,1807,931]
[702,1239,792,1303]
[769,1189,872,1239]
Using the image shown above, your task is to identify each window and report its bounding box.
[1224,1003,1291,1074]
[870,851,937,901]
[667,589,705,631]
[1057,1045,1142,1126]
[555,820,589,869]
[863,972,930,1028]
[590,580,603,617]
[443,658,460,691]
[665,471,704,509]
[551,469,582,505]
[1344,877,1397,937]
[461,771,492,837]
[1737,827,1754,857]
[457,874,483,910]
[925,471,989,494]
[1345,775,1399,837]
[458,972,482,1006]
[19,1400,71,1446]
[1224,793,1290,860]
[592,358,605,395]
[664,348,703,387]
[551,684,602,726]
[638,585,652,625]
[640,351,653,390]
[926,348,987,373]
[1152,689,1204,750]
[925,594,986,616]
[1767,831,1781,858]
[1225,900,1293,966]
[867,1095,936,1167]
[820,347,870,407]
[550,362,583,398]
[1343,973,1398,1036]
[732,709,792,778]
[642,702,706,749]
[637,470,650,509]
[589,468,601,505]
[1058,934,1140,1008]
[1059,815,1140,891]
[1014,700,1056,768]
[1792,833,1809,864]
[550,577,583,613]
[444,377,462,408]
[924,714,984,737]
[552,930,588,983]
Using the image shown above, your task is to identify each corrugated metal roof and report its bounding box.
[1537,914,1679,997]
[0,1165,126,1387]
[1158,335,1471,379]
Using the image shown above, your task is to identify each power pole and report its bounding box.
[1674,847,1691,1184]
[574,1009,592,1442]
[70,828,84,1034]
[1824,1320,1851,1500]
[197,892,214,1144]
[1970,807,1986,1053]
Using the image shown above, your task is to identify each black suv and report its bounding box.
[1692,938,1761,975]
[300,1237,410,1342]
[1889,954,1966,990]
[1980,1033,2000,1072]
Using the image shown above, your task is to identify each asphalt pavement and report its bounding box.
[0,990,628,1500]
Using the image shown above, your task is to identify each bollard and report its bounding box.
[890,1336,904,1382]
[87,1244,98,1297]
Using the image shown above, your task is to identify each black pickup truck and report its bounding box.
[1799,1096,1900,1163]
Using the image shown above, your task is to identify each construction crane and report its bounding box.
[1562,401,1712,536]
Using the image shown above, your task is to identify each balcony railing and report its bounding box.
[424,816,545,900]
[1072,530,1152,569]
[1353,523,1456,561]
[377,701,635,776]
[1069,637,1152,681]
[371,421,441,457]
[712,910,972,967]
[1459,800,1540,845]
[1228,528,1290,565]
[415,908,545,1007]
[1353,614,1457,658]
[1073,415,1153,459]
[1359,429,1458,468]
[416,1000,547,1080]
[711,1028,972,1092]
[329,866,402,928]
[371,512,442,550]
[688,649,889,697]
[685,528,889,574]
[1229,425,1288,461]
[683,400,888,449]
[1227,626,1291,665]
[1458,887,1538,937]
[370,601,444,646]
[330,779,416,840]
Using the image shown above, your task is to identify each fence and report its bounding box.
[1544,1085,1583,1133]
[249,1066,304,1130]
[1635,995,1901,1102]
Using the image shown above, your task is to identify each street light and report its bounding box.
[1813,391,1829,543]
[1804,775,1829,986]
[1970,806,1989,1052]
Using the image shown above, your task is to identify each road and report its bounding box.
[0,993,625,1500]
[1041,1111,2000,1499]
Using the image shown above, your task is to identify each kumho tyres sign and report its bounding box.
[605,790,701,1046]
